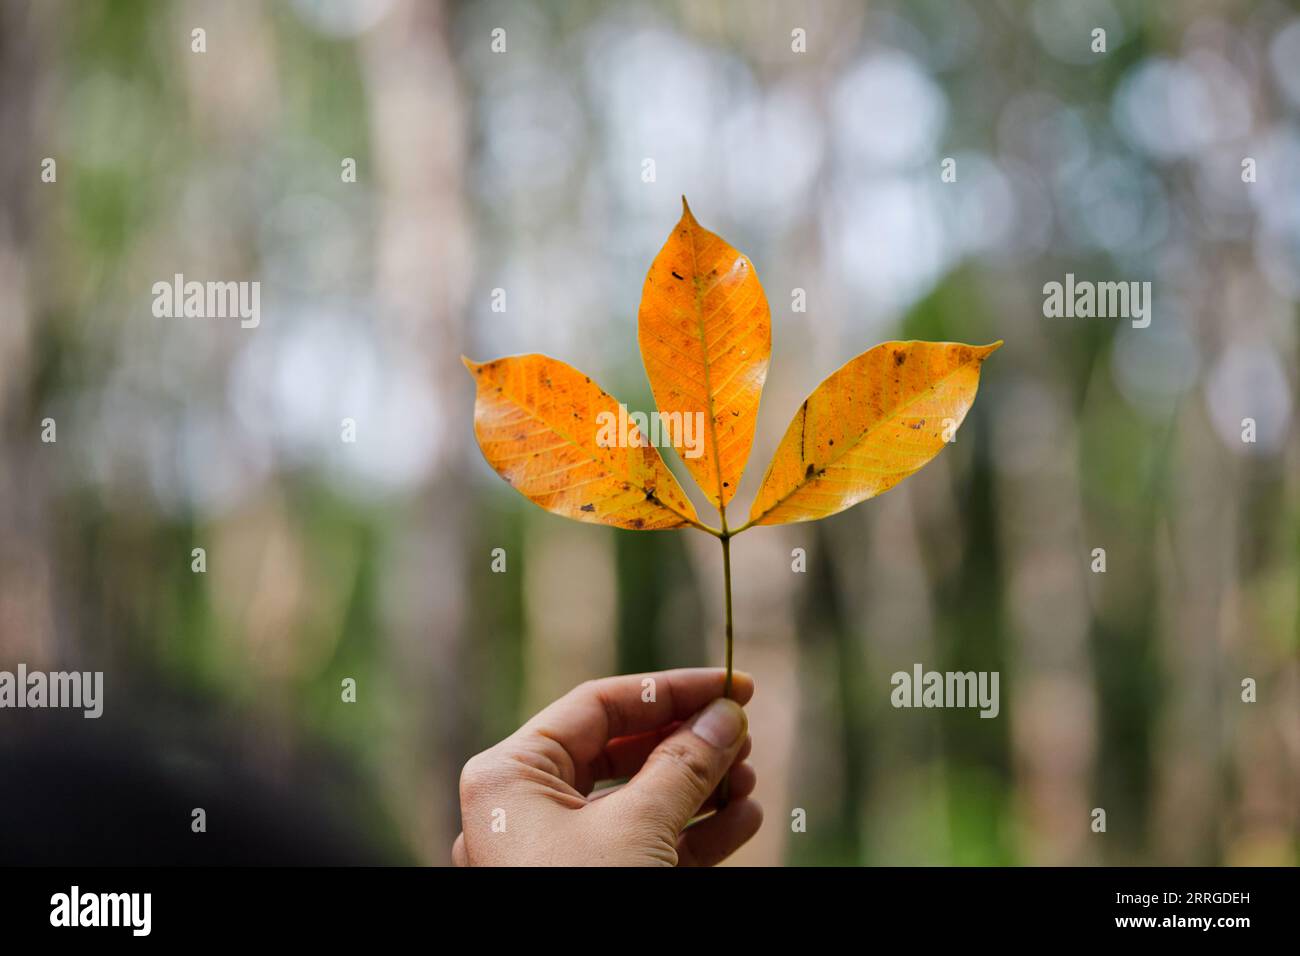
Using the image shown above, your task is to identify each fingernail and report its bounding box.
[691,698,745,749]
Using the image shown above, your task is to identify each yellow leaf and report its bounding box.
[745,340,1002,527]
[637,197,771,511]
[464,354,701,530]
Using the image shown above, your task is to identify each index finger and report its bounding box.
[518,668,754,770]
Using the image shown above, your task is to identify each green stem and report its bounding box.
[685,516,725,538]
[721,531,734,700]
[718,511,735,809]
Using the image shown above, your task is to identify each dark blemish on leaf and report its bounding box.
[909,421,923,429]
[894,351,906,366]
[544,377,552,388]
[671,271,684,281]
[805,463,816,479]
[731,409,740,417]
[584,376,590,383]
[828,439,834,446]
[631,518,645,529]
[580,503,595,512]
[799,399,808,461]
[723,481,729,488]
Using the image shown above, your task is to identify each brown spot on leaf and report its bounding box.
[799,399,809,460]
[580,503,595,512]
[894,350,906,366]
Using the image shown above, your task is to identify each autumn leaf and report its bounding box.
[744,340,1002,528]
[464,353,701,530]
[465,202,1003,727]
[637,198,771,511]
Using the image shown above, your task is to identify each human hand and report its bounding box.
[452,668,760,866]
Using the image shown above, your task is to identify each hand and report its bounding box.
[452,668,760,866]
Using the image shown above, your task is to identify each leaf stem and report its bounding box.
[717,504,735,809]
[685,516,724,537]
[720,531,733,699]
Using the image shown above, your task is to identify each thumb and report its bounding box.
[613,697,748,834]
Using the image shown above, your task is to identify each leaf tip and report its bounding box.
[680,195,696,223]
[461,355,483,375]
[977,340,1004,360]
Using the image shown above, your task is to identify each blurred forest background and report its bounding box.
[0,0,1297,866]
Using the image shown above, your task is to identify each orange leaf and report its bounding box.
[637,198,771,511]
[464,354,701,530]
[745,341,1002,527]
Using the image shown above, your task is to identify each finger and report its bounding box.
[451,833,468,867]
[677,798,764,867]
[589,724,677,790]
[699,761,756,810]
[599,728,753,786]
[590,758,755,806]
[518,669,755,783]
[612,697,748,833]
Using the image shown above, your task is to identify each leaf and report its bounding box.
[637,197,771,510]
[745,340,1002,527]
[464,353,701,530]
